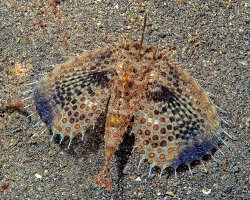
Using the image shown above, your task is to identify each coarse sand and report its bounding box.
[0,1,249,199]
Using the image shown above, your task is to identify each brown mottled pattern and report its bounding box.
[34,40,226,190]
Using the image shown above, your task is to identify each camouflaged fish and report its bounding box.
[23,37,231,191]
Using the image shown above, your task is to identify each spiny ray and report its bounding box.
[174,168,178,179]
[22,96,33,101]
[26,81,39,86]
[221,139,230,149]
[200,160,207,172]
[220,124,232,138]
[217,112,230,125]
[33,121,41,127]
[217,147,225,157]
[24,104,32,109]
[22,89,34,95]
[187,164,192,175]
[211,154,218,164]
[40,129,46,136]
[26,112,34,119]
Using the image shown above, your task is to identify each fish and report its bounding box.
[18,15,231,191]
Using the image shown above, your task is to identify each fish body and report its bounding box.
[33,40,226,190]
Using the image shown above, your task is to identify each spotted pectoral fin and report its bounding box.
[131,62,224,172]
[34,69,117,145]
[132,90,196,171]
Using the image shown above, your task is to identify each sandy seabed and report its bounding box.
[0,1,249,199]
